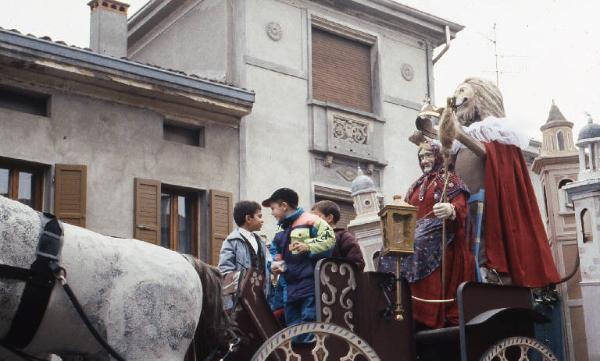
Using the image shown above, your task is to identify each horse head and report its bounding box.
[184,256,240,360]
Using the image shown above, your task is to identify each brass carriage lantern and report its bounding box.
[379,195,417,256]
[378,195,417,321]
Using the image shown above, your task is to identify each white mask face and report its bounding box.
[418,148,435,173]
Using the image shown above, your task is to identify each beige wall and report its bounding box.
[0,89,239,240]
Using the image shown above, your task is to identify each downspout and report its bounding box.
[432,25,451,65]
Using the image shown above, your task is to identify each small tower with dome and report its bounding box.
[347,167,382,271]
[532,102,585,360]
[563,114,600,360]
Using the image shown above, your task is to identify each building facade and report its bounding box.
[564,117,600,361]
[532,103,588,361]
[0,1,254,264]
[127,0,463,236]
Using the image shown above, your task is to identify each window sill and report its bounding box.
[308,99,384,123]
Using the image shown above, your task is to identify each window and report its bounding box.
[134,179,200,256]
[0,87,49,116]
[315,196,356,229]
[558,179,574,213]
[581,208,592,243]
[163,122,204,147]
[542,186,549,220]
[312,27,373,112]
[161,187,198,255]
[557,131,565,151]
[134,179,232,263]
[0,158,45,210]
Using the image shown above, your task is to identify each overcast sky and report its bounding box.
[1,0,597,140]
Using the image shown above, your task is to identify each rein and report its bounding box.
[0,212,126,361]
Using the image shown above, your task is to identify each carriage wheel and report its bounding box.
[479,336,558,361]
[251,322,380,361]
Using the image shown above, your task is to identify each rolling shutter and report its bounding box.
[312,28,372,112]
[134,178,161,244]
[54,164,87,227]
[210,190,233,266]
[337,201,357,229]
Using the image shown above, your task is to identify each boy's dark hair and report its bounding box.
[312,200,341,225]
[233,201,261,227]
[261,188,299,209]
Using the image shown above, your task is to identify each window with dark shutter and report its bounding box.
[0,157,46,211]
[55,164,87,227]
[210,190,233,266]
[312,28,373,112]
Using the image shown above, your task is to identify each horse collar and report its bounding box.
[0,212,64,349]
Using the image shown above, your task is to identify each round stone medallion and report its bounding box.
[266,22,282,41]
[401,63,414,81]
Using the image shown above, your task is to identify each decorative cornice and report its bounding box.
[311,15,377,45]
[88,0,129,15]
[531,154,579,174]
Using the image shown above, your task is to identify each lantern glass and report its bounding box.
[379,196,417,255]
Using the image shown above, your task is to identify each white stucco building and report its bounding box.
[126,0,463,248]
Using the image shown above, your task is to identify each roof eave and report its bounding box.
[0,29,254,106]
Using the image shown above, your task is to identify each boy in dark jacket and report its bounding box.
[263,188,335,343]
[312,200,365,271]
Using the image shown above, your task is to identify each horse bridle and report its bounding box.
[0,212,127,361]
[0,213,63,350]
[0,213,241,361]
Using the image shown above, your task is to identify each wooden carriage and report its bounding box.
[226,258,558,361]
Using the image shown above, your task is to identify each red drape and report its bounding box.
[483,142,560,287]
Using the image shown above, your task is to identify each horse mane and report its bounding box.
[183,255,236,360]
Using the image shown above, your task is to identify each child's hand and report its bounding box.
[289,241,309,254]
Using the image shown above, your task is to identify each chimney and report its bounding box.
[88,0,130,58]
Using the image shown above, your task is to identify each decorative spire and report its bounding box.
[546,101,567,123]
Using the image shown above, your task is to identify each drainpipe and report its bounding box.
[432,25,451,65]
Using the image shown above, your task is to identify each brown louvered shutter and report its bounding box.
[54,164,87,227]
[312,28,372,112]
[134,178,161,244]
[210,190,233,265]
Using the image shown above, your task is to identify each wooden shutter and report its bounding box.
[134,178,161,244]
[210,190,233,266]
[54,164,87,227]
[312,28,373,112]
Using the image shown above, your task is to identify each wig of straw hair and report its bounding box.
[456,77,506,125]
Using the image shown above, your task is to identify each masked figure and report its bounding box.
[379,142,473,329]
[439,77,560,287]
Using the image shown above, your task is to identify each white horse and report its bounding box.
[0,195,231,361]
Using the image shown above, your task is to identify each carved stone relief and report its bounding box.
[332,115,368,145]
[265,22,282,41]
[337,166,358,182]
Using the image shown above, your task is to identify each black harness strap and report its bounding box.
[0,264,32,281]
[1,213,63,349]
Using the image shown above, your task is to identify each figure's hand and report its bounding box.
[271,263,283,274]
[289,241,309,254]
[433,202,456,220]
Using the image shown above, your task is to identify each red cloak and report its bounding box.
[483,142,560,287]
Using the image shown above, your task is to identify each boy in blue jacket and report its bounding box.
[262,188,335,343]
